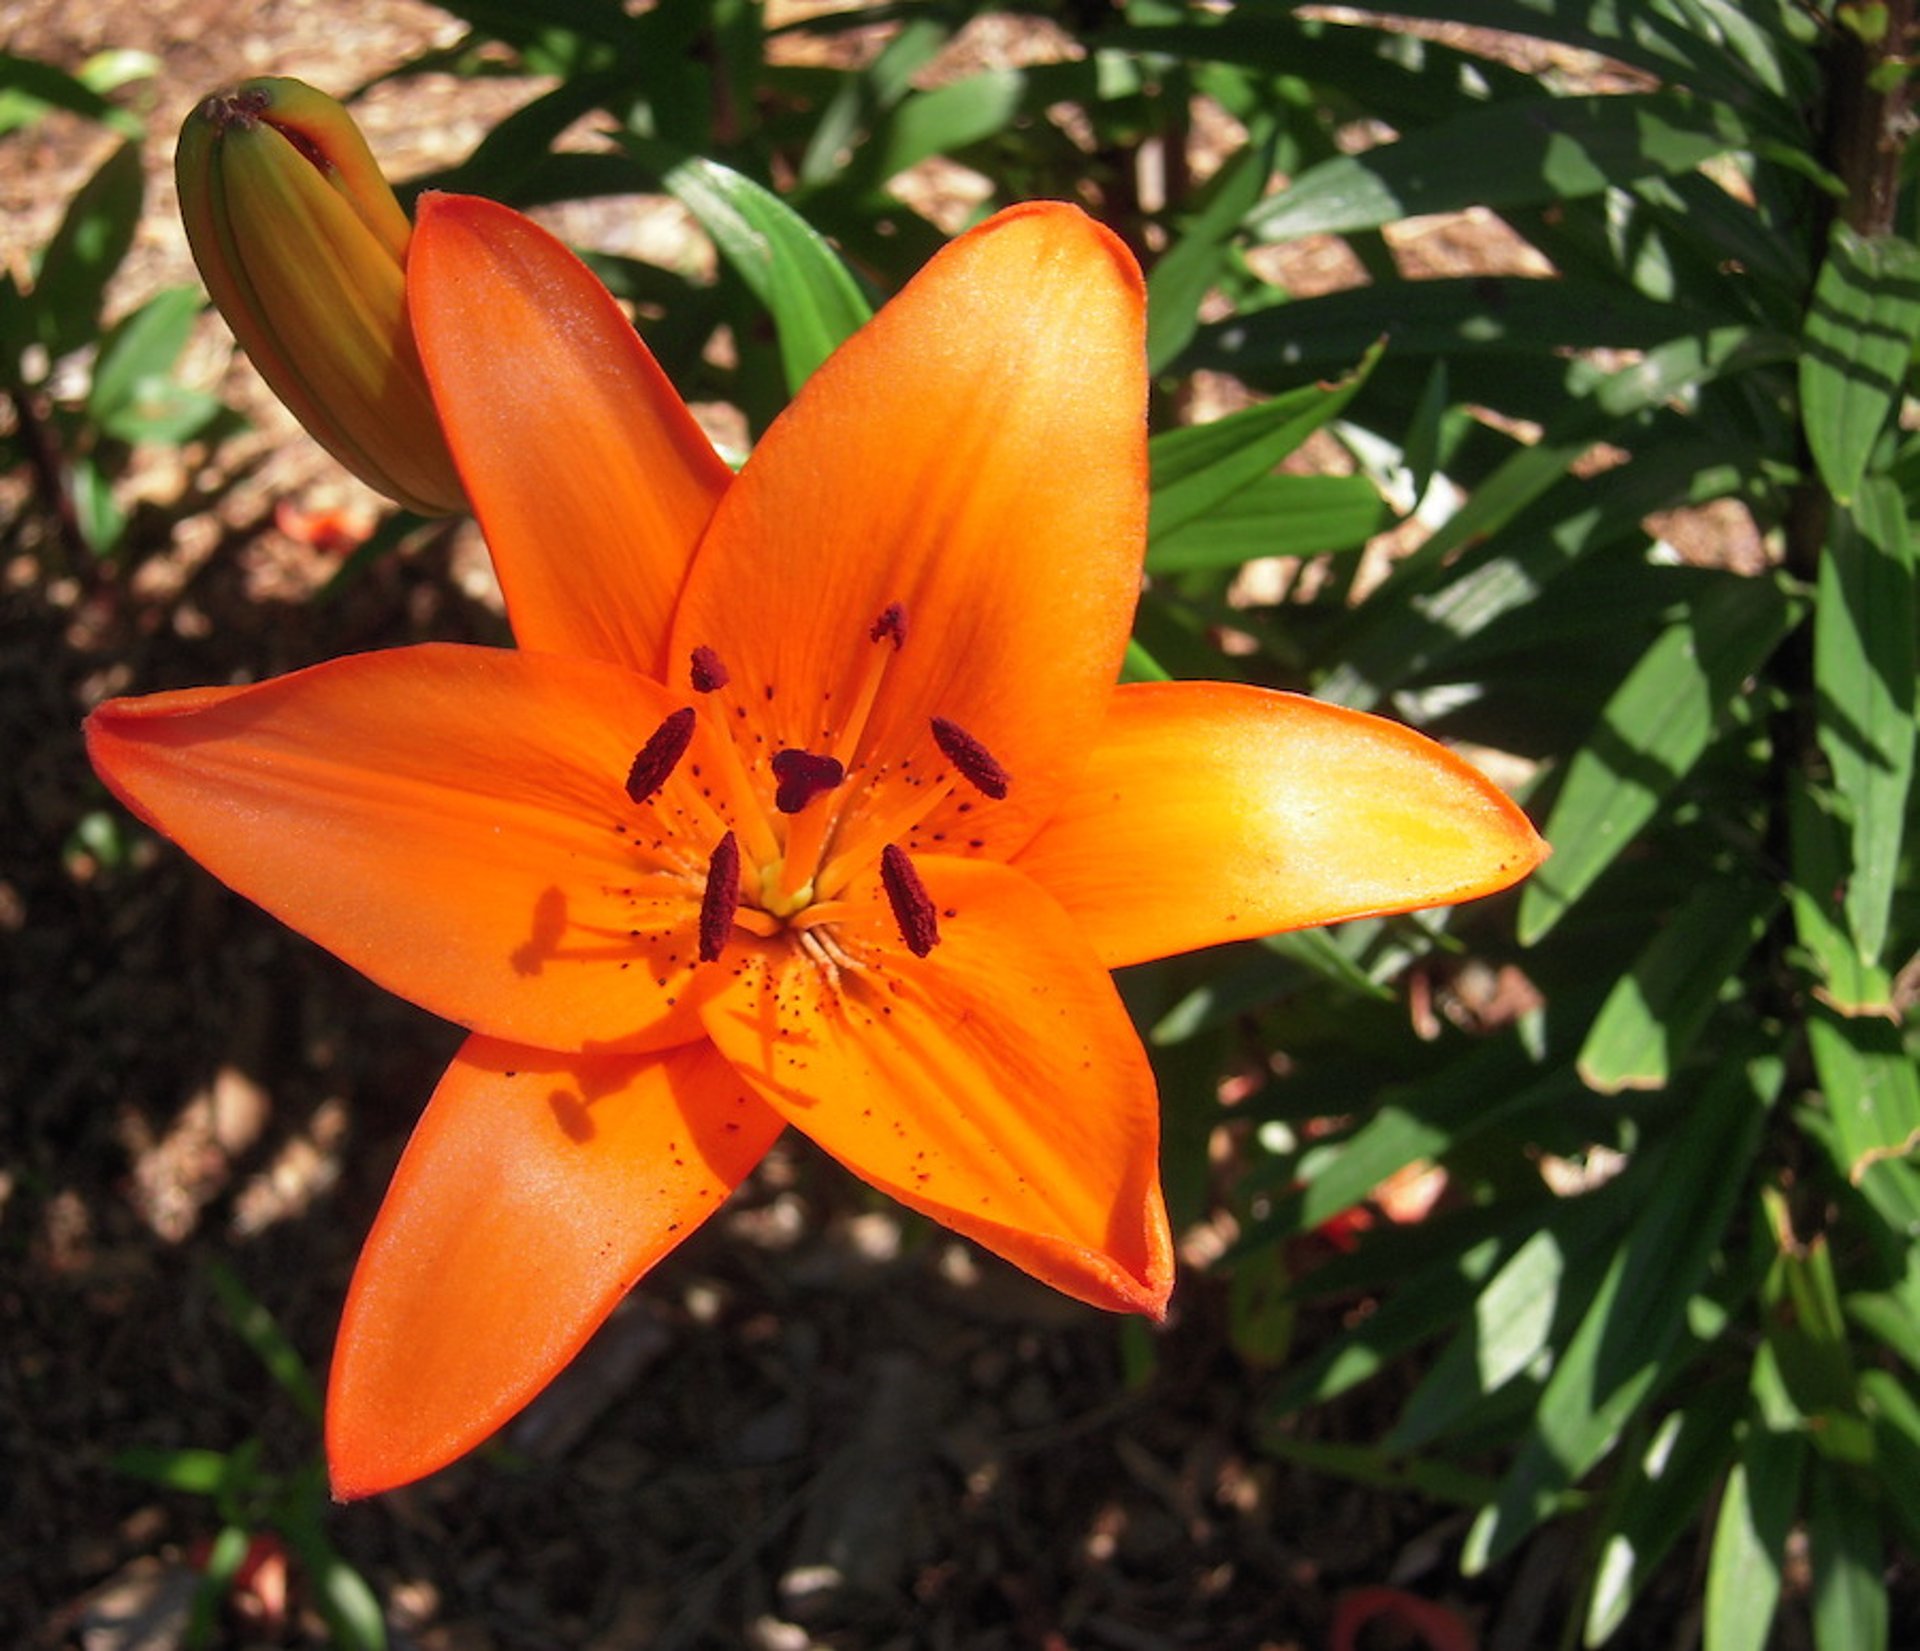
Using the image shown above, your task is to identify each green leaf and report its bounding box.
[33,139,142,360]
[1805,1003,1920,1196]
[1809,1460,1888,1651]
[661,155,871,395]
[88,287,206,438]
[314,1551,388,1651]
[1518,574,1799,944]
[1847,1291,1920,1375]
[1388,1190,1631,1453]
[68,452,123,558]
[0,48,144,138]
[188,1524,255,1651]
[1149,346,1377,545]
[1801,227,1920,506]
[1147,116,1281,372]
[1281,1046,1574,1235]
[794,15,950,186]
[1269,1218,1518,1412]
[1246,92,1752,243]
[1148,473,1389,572]
[1577,871,1776,1092]
[1321,326,1792,710]
[207,1261,322,1423]
[1813,480,1917,965]
[1186,275,1728,383]
[1585,1387,1742,1646]
[1787,780,1895,1013]
[1704,1426,1805,1651]
[111,1445,234,1496]
[1860,1369,1920,1549]
[1464,1056,1780,1570]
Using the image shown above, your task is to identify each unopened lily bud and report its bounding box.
[177,77,465,516]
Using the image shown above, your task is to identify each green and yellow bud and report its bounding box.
[177,77,465,516]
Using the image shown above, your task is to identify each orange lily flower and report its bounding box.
[85,195,1544,1498]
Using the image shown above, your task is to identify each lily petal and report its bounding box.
[667,202,1147,854]
[1015,681,1548,969]
[327,1036,783,1497]
[410,193,732,674]
[85,644,744,1051]
[699,857,1172,1315]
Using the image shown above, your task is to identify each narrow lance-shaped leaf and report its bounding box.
[1388,1190,1632,1454]
[1809,1459,1888,1651]
[1577,871,1777,1093]
[1787,779,1894,1014]
[33,138,142,360]
[1813,478,1917,965]
[1806,1004,1920,1201]
[1149,474,1390,573]
[1322,326,1790,711]
[1800,226,1920,506]
[1519,573,1800,943]
[1703,1423,1805,1651]
[1245,92,1753,244]
[661,154,871,394]
[1464,1056,1781,1571]
[1149,344,1378,547]
[1147,113,1281,372]
[1585,1385,1743,1647]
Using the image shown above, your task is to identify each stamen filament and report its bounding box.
[684,700,783,868]
[813,774,958,901]
[829,601,908,770]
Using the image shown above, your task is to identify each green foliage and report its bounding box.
[24,0,1919,1640]
[112,1263,384,1649]
[1,50,235,561]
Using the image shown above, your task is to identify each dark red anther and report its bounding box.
[625,707,696,804]
[771,748,845,814]
[870,602,908,650]
[690,646,730,693]
[930,717,1010,800]
[880,844,940,957]
[698,830,741,962]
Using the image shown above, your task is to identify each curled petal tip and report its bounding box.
[177,76,465,515]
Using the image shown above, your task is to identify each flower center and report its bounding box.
[615,601,1010,969]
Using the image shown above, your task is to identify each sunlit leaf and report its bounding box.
[1809,1459,1888,1651]
[1465,1057,1780,1570]
[1149,347,1378,546]
[33,139,142,360]
[1800,226,1920,505]
[1577,872,1776,1092]
[1704,1425,1805,1651]
[1518,575,1798,942]
[1586,1387,1742,1646]
[1246,92,1752,243]
[661,154,870,394]
[1813,479,1916,964]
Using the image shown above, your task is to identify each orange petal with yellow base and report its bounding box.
[327,1035,784,1498]
[1015,681,1548,969]
[411,193,732,674]
[698,856,1172,1315]
[84,644,740,1052]
[668,202,1148,859]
